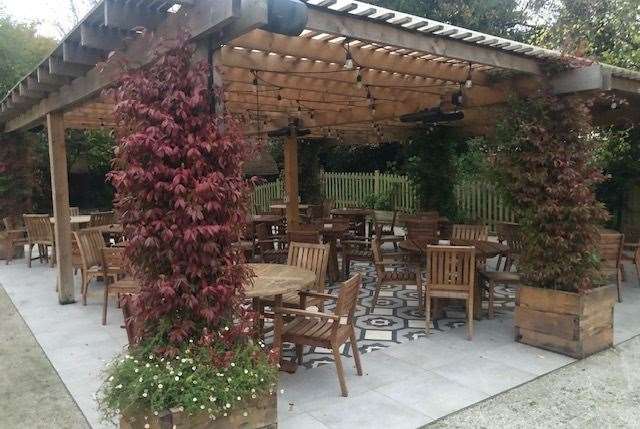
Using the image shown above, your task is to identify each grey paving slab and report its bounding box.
[280,412,331,429]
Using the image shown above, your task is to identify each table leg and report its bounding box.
[327,237,340,283]
[473,276,482,320]
[273,294,297,373]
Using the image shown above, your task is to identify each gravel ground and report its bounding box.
[0,286,90,429]
[427,335,640,429]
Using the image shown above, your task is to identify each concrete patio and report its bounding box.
[1,255,639,429]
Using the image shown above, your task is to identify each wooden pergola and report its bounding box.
[1,0,639,304]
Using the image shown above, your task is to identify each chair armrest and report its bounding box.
[299,291,339,301]
[273,307,340,321]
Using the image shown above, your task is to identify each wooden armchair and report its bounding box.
[73,229,109,305]
[425,245,476,340]
[255,223,288,263]
[23,214,55,267]
[287,225,321,244]
[452,224,488,241]
[597,231,624,302]
[371,237,421,309]
[2,216,28,265]
[101,247,135,325]
[274,273,363,397]
[404,217,439,244]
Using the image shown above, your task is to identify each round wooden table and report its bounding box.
[245,263,316,372]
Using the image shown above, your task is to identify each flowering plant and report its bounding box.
[99,35,276,422]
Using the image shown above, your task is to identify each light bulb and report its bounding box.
[344,58,354,70]
[465,79,473,89]
[356,74,363,89]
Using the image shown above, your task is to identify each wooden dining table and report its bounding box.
[245,263,316,372]
[50,215,92,225]
[331,208,371,236]
[398,239,509,319]
[319,221,351,282]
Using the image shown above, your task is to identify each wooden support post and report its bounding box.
[284,125,300,226]
[47,111,75,304]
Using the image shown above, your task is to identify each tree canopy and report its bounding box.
[0,8,56,97]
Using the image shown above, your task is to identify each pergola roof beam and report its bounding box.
[48,57,91,78]
[62,42,105,66]
[104,0,165,30]
[80,24,125,51]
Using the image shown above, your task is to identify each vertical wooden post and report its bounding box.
[284,125,300,226]
[47,111,75,304]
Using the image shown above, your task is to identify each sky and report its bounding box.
[0,0,95,39]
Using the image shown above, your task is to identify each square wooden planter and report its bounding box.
[514,284,617,359]
[120,394,277,429]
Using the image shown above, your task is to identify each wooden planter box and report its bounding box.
[120,394,277,429]
[515,285,617,359]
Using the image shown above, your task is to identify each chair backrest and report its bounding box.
[102,246,126,275]
[23,214,54,243]
[334,273,362,322]
[426,245,476,293]
[287,242,330,292]
[370,237,385,278]
[321,199,335,217]
[287,226,321,244]
[3,216,23,231]
[452,224,488,241]
[89,211,116,227]
[69,207,80,216]
[598,232,623,269]
[73,230,105,269]
[405,218,439,242]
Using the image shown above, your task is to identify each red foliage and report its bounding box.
[108,36,256,351]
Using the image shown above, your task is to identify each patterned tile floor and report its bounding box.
[277,261,517,369]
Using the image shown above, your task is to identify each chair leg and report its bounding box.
[416,270,423,310]
[621,264,627,282]
[81,271,88,306]
[331,344,348,397]
[488,280,495,319]
[350,329,363,376]
[425,293,431,334]
[372,281,382,309]
[48,245,55,267]
[342,256,349,277]
[295,345,304,365]
[617,271,623,303]
[496,254,503,271]
[27,243,33,268]
[102,283,109,325]
[466,297,474,340]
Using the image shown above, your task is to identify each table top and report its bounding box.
[398,239,508,258]
[249,214,284,223]
[331,208,371,216]
[269,204,310,210]
[50,215,92,224]
[245,263,316,298]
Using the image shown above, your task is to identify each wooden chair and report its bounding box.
[2,216,28,265]
[69,207,80,216]
[101,247,136,325]
[404,217,439,244]
[371,210,403,245]
[255,223,288,263]
[342,236,372,278]
[287,225,321,244]
[503,223,524,272]
[452,224,488,241]
[89,211,116,227]
[495,222,517,270]
[23,214,55,267]
[425,245,476,340]
[121,293,143,346]
[371,237,420,309]
[73,229,109,305]
[321,199,335,218]
[478,269,521,319]
[274,273,363,397]
[597,231,624,302]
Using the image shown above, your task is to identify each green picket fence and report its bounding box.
[251,173,514,231]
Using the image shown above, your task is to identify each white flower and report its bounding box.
[108,376,114,382]
[175,376,179,381]
[142,392,148,398]
[170,370,174,375]
[243,412,248,417]
[189,339,194,343]
[148,354,154,360]
[251,394,256,399]
[178,372,183,376]
[225,403,231,409]
[244,369,248,374]
[200,405,205,410]
[116,384,123,389]
[280,389,284,394]
[237,396,241,401]
[134,369,139,373]
[251,388,255,393]
[193,398,197,402]
[192,366,196,371]
[209,396,216,402]
[230,362,235,367]
[223,413,227,417]
[144,424,150,429]
[139,377,143,382]
[153,375,158,380]
[224,326,229,331]
[158,384,163,389]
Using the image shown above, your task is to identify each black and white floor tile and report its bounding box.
[275,261,516,369]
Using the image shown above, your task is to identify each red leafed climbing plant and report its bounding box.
[108,36,256,354]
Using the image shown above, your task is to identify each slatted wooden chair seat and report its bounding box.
[425,245,476,340]
[452,224,489,241]
[23,214,55,267]
[275,273,363,397]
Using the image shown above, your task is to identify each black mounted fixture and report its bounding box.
[263,0,308,37]
[400,107,464,124]
[267,119,311,137]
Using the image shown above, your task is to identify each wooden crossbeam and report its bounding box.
[63,42,105,66]
[49,57,90,78]
[104,0,165,30]
[80,24,124,51]
[304,7,541,75]
[37,67,69,87]
[27,76,58,93]
[19,82,46,99]
[229,29,490,85]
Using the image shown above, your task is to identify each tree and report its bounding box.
[368,0,535,40]
[531,0,640,69]
[0,9,56,97]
